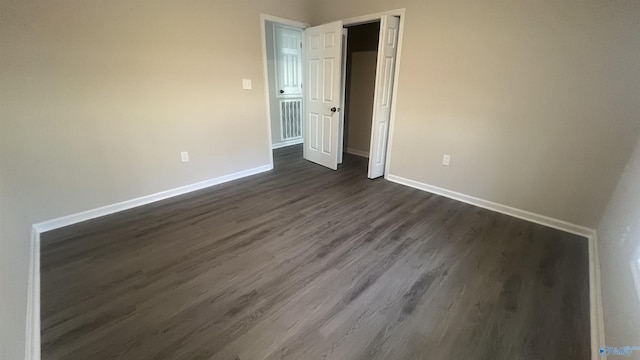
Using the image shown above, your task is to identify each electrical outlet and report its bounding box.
[242,79,252,90]
[442,154,451,166]
[181,152,189,162]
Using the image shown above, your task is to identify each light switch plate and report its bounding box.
[442,154,451,166]
[242,79,252,90]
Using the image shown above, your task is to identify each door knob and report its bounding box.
[330,107,340,113]
[279,89,285,94]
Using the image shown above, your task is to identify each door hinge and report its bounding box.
[300,42,303,48]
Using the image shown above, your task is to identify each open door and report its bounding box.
[368,15,400,179]
[338,28,348,165]
[303,21,344,170]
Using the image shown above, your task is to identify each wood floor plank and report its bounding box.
[41,145,590,359]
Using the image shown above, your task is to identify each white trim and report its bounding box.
[260,14,309,170]
[25,228,40,360]
[260,14,309,29]
[272,138,303,149]
[386,174,595,238]
[346,148,369,158]
[342,8,406,26]
[33,165,272,233]
[338,28,348,165]
[261,15,275,169]
[589,233,605,360]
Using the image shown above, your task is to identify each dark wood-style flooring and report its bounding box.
[41,145,590,359]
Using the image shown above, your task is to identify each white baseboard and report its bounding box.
[589,234,605,359]
[386,174,595,238]
[33,164,272,233]
[26,164,273,360]
[346,148,369,158]
[272,138,303,149]
[25,229,40,360]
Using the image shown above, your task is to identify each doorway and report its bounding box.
[261,11,404,179]
[343,22,380,162]
[263,19,305,150]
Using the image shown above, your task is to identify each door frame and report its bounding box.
[341,9,406,179]
[260,10,405,176]
[260,14,310,168]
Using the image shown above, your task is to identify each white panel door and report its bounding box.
[304,21,343,170]
[274,25,303,97]
[368,15,400,179]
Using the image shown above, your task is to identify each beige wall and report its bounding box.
[2,1,640,357]
[597,136,640,345]
[0,1,311,358]
[346,51,377,154]
[312,0,640,228]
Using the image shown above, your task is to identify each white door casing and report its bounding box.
[274,25,303,97]
[338,28,348,164]
[368,15,400,179]
[304,21,344,170]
